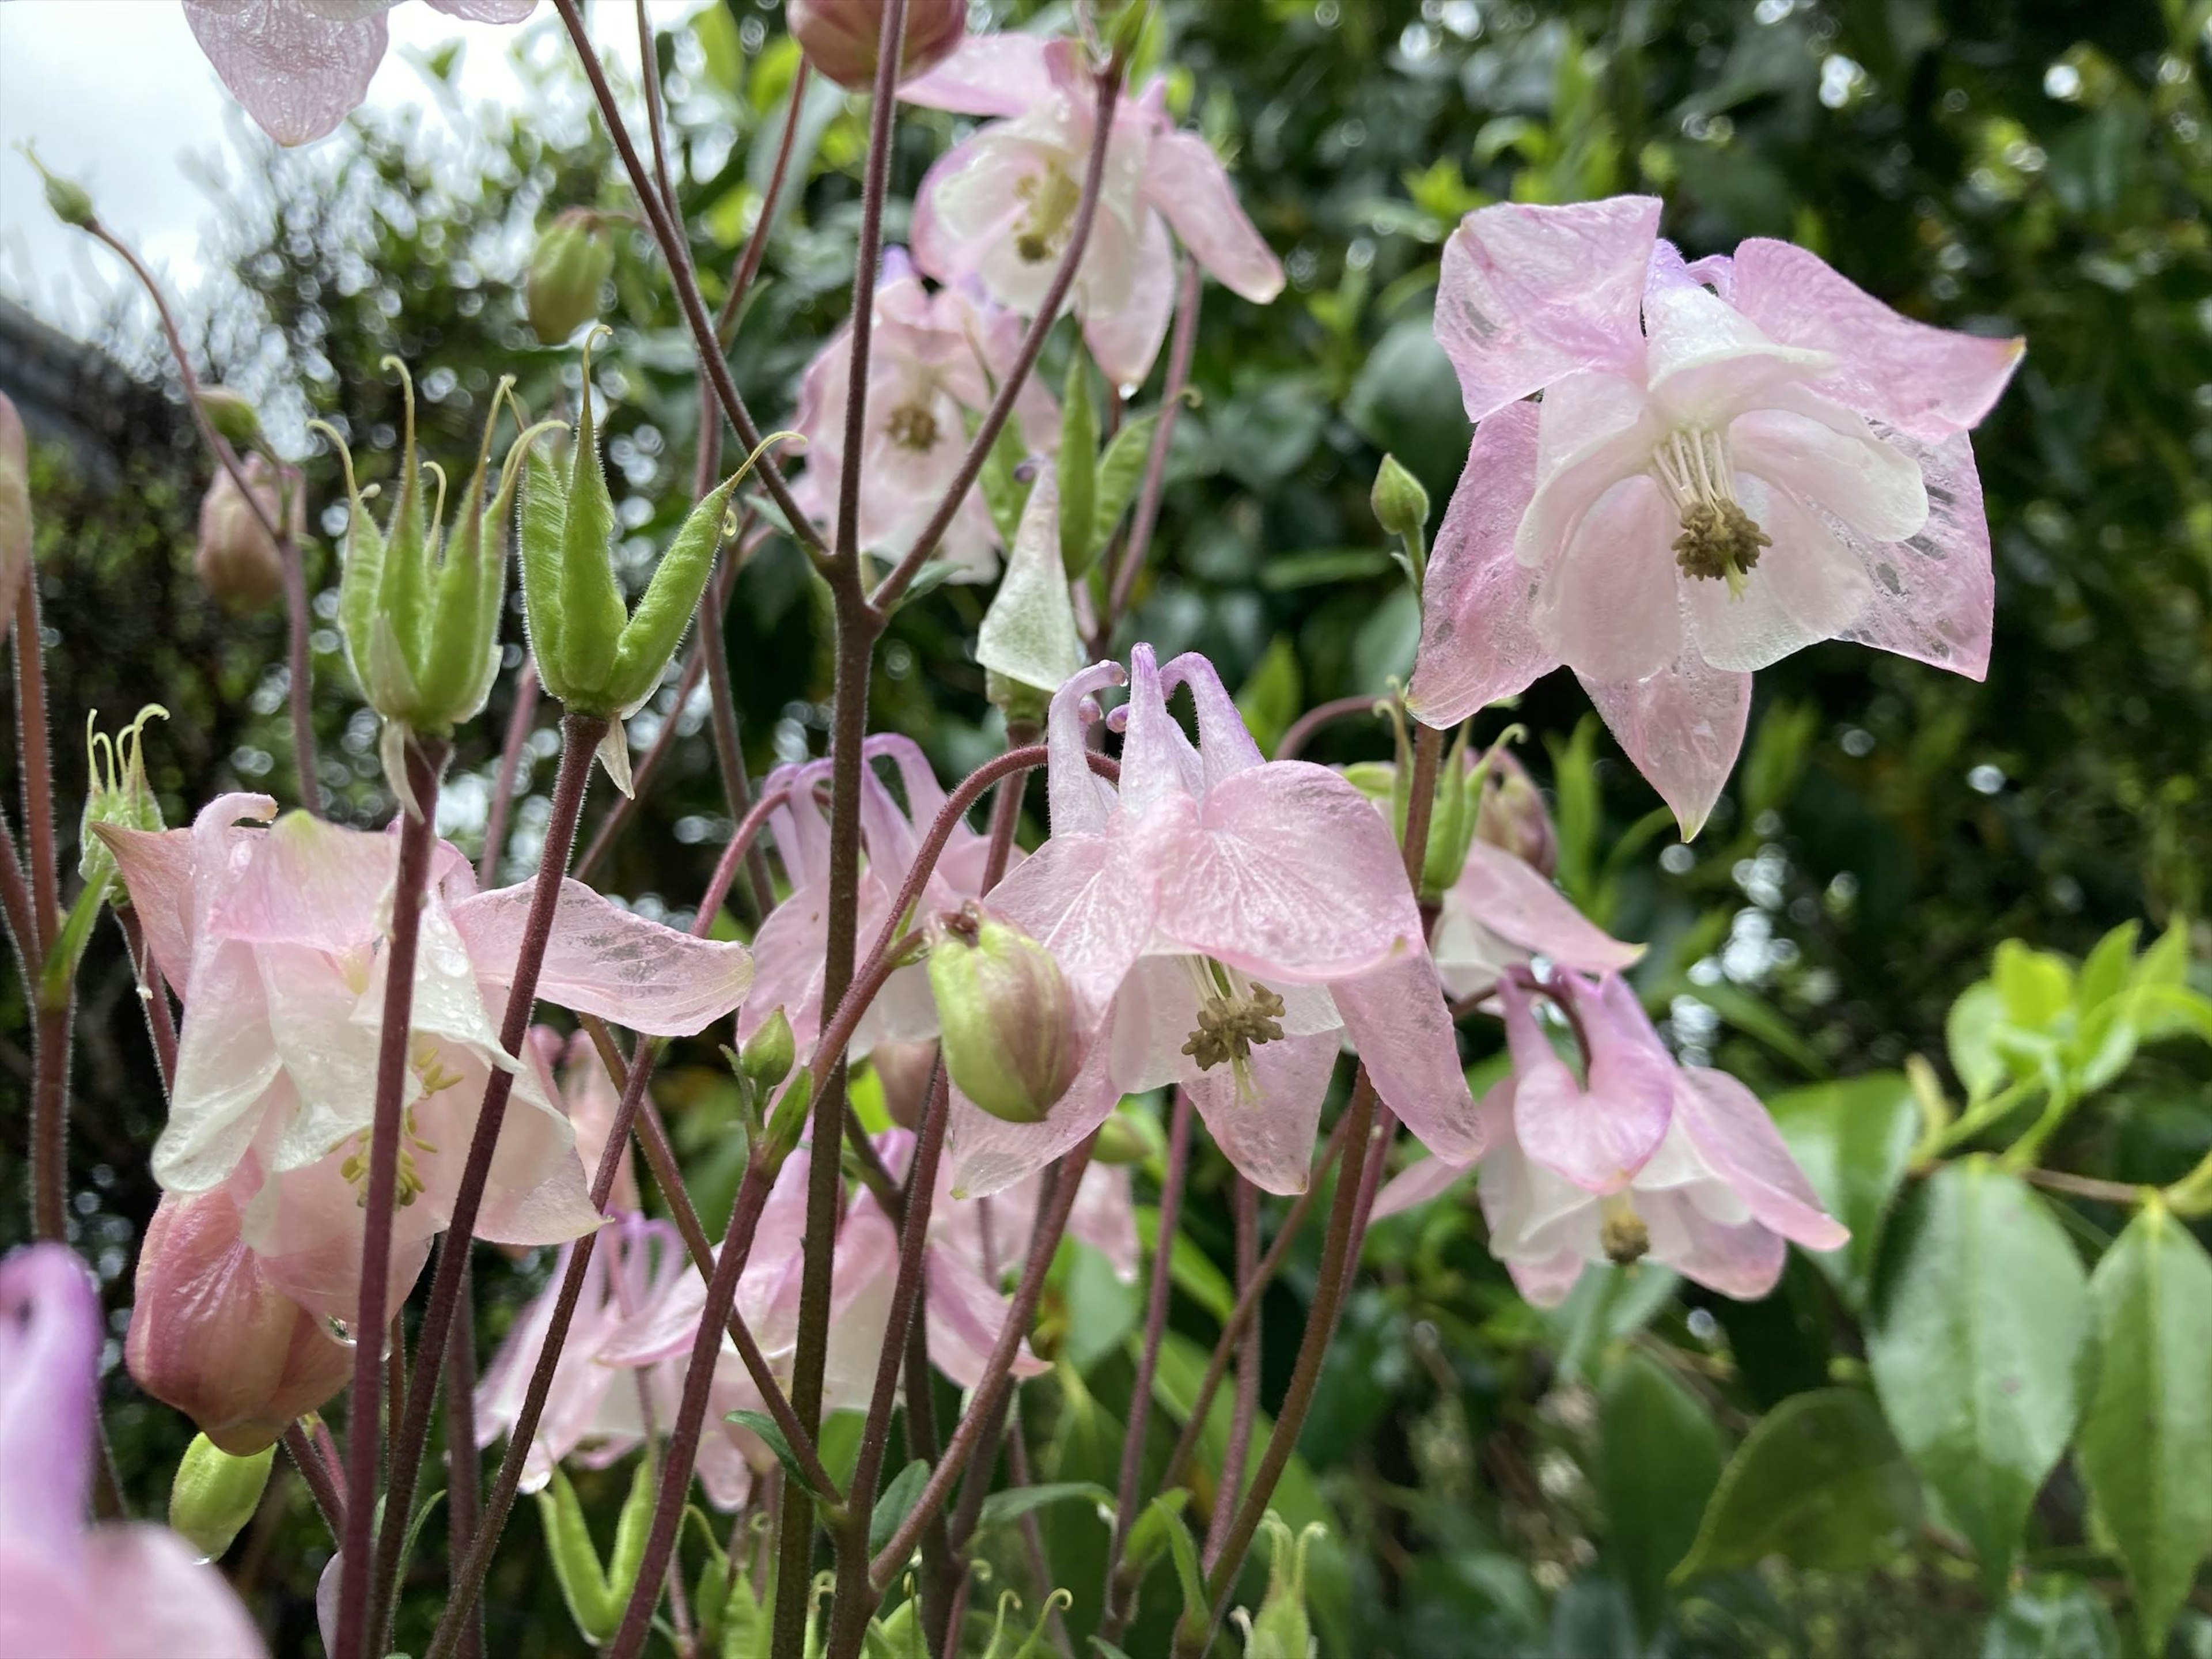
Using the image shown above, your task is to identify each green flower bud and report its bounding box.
[23,143,94,228]
[518,334,798,792]
[739,1006,797,1093]
[1474,746,1557,876]
[526,209,616,346]
[1092,1101,1165,1166]
[79,704,167,900]
[1234,1515,1325,1659]
[537,1465,618,1643]
[1370,453,1429,586]
[763,1066,814,1174]
[168,1434,274,1563]
[199,387,263,449]
[927,903,1085,1125]
[1,391,33,622]
[318,359,547,815]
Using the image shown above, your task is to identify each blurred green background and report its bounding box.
[4,1,2210,1653]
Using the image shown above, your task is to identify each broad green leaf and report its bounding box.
[1162,1497,1207,1628]
[2075,1203,2212,1655]
[1769,1072,1920,1307]
[1091,411,1159,554]
[1545,1261,1680,1385]
[1948,980,2012,1103]
[1867,1160,2088,1590]
[976,411,1032,550]
[1675,1389,1920,1581]
[1120,1489,1190,1580]
[1995,940,2075,1031]
[1598,1350,1723,1635]
[1057,350,1099,575]
[2075,921,2141,1016]
[976,1482,1117,1535]
[868,1459,930,1558]
[1058,1239,1140,1376]
[1979,1575,2122,1659]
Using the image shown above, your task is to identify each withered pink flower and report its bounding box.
[99,793,752,1325]
[1,1244,267,1657]
[1408,196,2022,836]
[125,1185,353,1456]
[944,646,1481,1199]
[902,34,1283,385]
[1376,972,1845,1305]
[182,1,538,147]
[790,249,1058,582]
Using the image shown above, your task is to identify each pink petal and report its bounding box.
[739,877,832,1057]
[1159,650,1265,791]
[923,1245,1047,1388]
[1502,1248,1590,1309]
[1643,1194,1789,1300]
[427,0,537,19]
[1727,238,2024,442]
[898,31,1055,116]
[208,808,395,953]
[944,1032,1120,1199]
[988,831,1158,1022]
[1832,430,1995,681]
[1045,661,1127,837]
[1449,841,1643,976]
[1509,975,1672,1194]
[1576,655,1752,840]
[183,0,387,146]
[1730,393,1929,543]
[1531,474,1681,684]
[559,1033,639,1214]
[0,1245,100,1545]
[1116,643,1203,816]
[1185,1028,1340,1195]
[1082,206,1177,387]
[96,825,198,997]
[1435,196,1660,422]
[1069,1164,1141,1281]
[1331,953,1484,1164]
[453,878,753,1036]
[1407,400,1556,728]
[1642,278,1833,426]
[1143,130,1283,302]
[1370,1149,1476,1222]
[1670,1067,1849,1252]
[160,944,282,1192]
[80,1525,268,1656]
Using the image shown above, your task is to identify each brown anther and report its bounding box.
[886,403,941,452]
[1181,983,1289,1073]
[1673,499,1771,585]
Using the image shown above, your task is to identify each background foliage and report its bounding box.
[5,0,2211,1654]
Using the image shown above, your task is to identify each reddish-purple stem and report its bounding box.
[1206,1177,1261,1569]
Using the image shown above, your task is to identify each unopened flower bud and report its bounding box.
[126,1188,353,1456]
[927,903,1085,1124]
[787,0,968,92]
[25,143,94,228]
[867,1038,940,1130]
[1474,748,1557,877]
[740,1006,797,1093]
[1092,1103,1165,1166]
[526,209,615,346]
[194,454,294,611]
[198,387,262,449]
[79,704,166,900]
[1,391,31,623]
[763,1067,814,1171]
[169,1434,275,1562]
[1371,453,1429,584]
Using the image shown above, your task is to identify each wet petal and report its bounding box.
[1576,654,1752,840]
[1143,130,1283,302]
[1511,974,1672,1194]
[1730,393,1927,543]
[1448,841,1643,978]
[1184,1028,1339,1196]
[1669,1067,1849,1252]
[1831,430,1995,681]
[1331,953,1484,1165]
[183,0,387,146]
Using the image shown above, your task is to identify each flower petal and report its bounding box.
[1575,655,1752,840]
[988,830,1157,1021]
[923,1245,1048,1388]
[944,1030,1120,1199]
[1642,1193,1788,1300]
[1448,840,1644,978]
[1730,393,1928,543]
[1185,1028,1339,1196]
[1435,196,1660,422]
[1670,1067,1850,1252]
[1727,237,2024,441]
[1369,1149,1476,1222]
[1532,474,1681,684]
[95,825,198,997]
[183,0,387,146]
[1082,203,1179,387]
[898,32,1055,117]
[0,1244,100,1548]
[1831,430,1995,681]
[79,1525,268,1657]
[1331,953,1484,1164]
[1509,974,1672,1194]
[1143,130,1283,302]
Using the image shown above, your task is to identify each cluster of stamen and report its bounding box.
[885,402,941,453]
[1013,164,1082,264]
[1599,1192,1650,1266]
[336,1036,460,1209]
[1180,959,1289,1101]
[1652,427,1770,596]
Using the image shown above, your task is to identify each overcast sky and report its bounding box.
[0,0,699,340]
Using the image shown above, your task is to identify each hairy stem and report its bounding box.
[284,1421,345,1541]
[1205,1177,1261,1570]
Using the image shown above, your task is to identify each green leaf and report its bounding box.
[1597,1351,1723,1635]
[1092,411,1159,555]
[1545,1261,1680,1386]
[1867,1160,2089,1590]
[607,1454,657,1611]
[1979,1575,2122,1659]
[976,1482,1117,1534]
[1995,940,2075,1032]
[1162,1496,1207,1626]
[1057,349,1100,576]
[1120,1488,1190,1579]
[1769,1072,1921,1308]
[1948,980,2014,1103]
[2075,921,2141,1017]
[978,411,1032,551]
[868,1459,930,1558]
[726,1408,829,1499]
[1675,1388,1921,1582]
[1256,547,1391,592]
[537,1467,616,1642]
[1234,637,1302,758]
[1134,1204,1234,1321]
[2075,1203,2212,1655]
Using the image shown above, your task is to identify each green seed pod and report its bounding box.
[168,1434,275,1563]
[198,387,262,449]
[739,1006,797,1094]
[927,903,1085,1125]
[526,209,616,346]
[1092,1102,1165,1166]
[24,144,94,228]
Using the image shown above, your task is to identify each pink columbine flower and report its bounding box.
[1376,972,1846,1305]
[183,1,539,147]
[902,34,1285,386]
[99,794,753,1327]
[475,1214,759,1509]
[791,249,1059,581]
[538,1027,642,1216]
[740,735,995,1068]
[943,646,1482,1199]
[0,1245,268,1657]
[1408,196,2022,836]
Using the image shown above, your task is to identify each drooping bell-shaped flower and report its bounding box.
[790,248,1056,582]
[1375,972,1846,1305]
[943,646,1483,1199]
[96,793,751,1325]
[789,0,968,91]
[126,1184,354,1455]
[181,0,539,147]
[1408,196,2022,836]
[0,1244,268,1656]
[194,454,296,611]
[902,33,1284,385]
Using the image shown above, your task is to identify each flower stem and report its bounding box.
[1205,1176,1262,1569]
[332,732,449,1659]
[284,1420,345,1540]
[1101,256,1202,645]
[1274,694,1385,763]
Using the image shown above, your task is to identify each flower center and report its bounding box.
[1599,1192,1650,1266]
[885,401,941,453]
[1651,427,1770,597]
[335,1036,457,1209]
[1013,162,1083,264]
[1180,957,1288,1102]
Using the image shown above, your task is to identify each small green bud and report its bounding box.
[1235,1515,1324,1659]
[1371,453,1430,586]
[537,1465,618,1642]
[199,387,262,449]
[79,703,167,901]
[762,1067,814,1172]
[739,1006,797,1093]
[168,1434,275,1563]
[526,209,616,346]
[23,143,94,228]
[927,903,1085,1124]
[1092,1101,1165,1166]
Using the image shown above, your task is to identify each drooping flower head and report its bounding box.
[1376,971,1845,1306]
[1409,196,2022,835]
[902,34,1284,386]
[183,0,540,147]
[944,645,1482,1199]
[790,249,1058,582]
[1,1244,267,1657]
